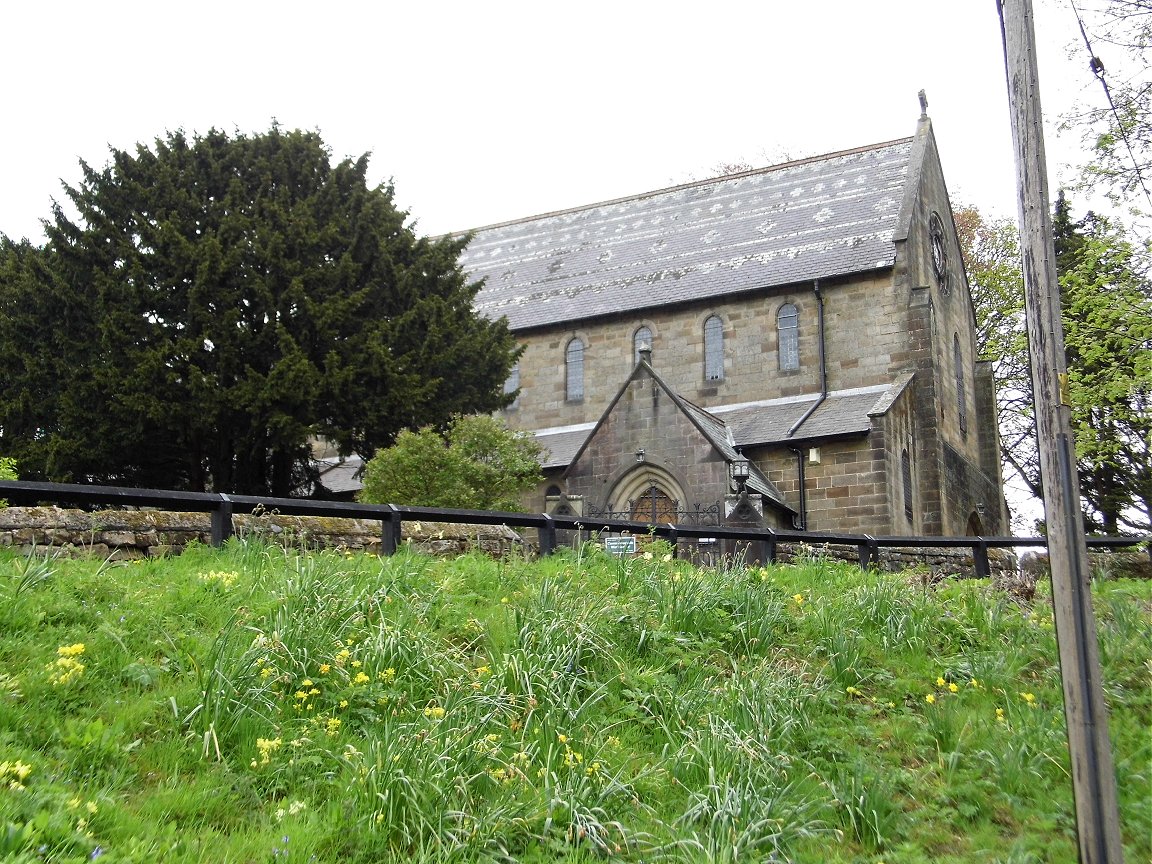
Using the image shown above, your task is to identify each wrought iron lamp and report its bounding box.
[730,454,750,493]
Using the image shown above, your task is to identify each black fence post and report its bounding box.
[974,538,991,579]
[538,514,556,557]
[763,528,777,565]
[667,525,679,559]
[858,535,878,570]
[380,505,400,556]
[211,493,234,547]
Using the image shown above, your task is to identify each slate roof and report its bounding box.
[534,422,597,470]
[535,377,915,473]
[714,375,914,446]
[461,138,913,331]
[316,456,364,496]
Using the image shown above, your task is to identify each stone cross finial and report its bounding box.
[918,89,928,118]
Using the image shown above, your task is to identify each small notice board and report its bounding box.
[603,536,637,556]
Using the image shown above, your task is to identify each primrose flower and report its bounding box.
[1020,692,1037,706]
[0,759,33,791]
[643,551,653,561]
[969,678,980,688]
[354,672,370,685]
[936,676,946,688]
[423,705,446,719]
[379,668,396,682]
[792,593,805,605]
[948,682,959,693]
[995,707,1006,722]
[47,644,87,686]
[255,737,282,765]
[925,694,936,705]
[319,664,331,675]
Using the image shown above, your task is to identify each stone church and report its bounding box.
[458,108,1009,537]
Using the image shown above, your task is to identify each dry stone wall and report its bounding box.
[0,507,523,559]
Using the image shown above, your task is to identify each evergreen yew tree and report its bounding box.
[0,126,518,496]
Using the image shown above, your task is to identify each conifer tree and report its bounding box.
[0,126,518,496]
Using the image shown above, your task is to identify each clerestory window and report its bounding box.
[566,337,584,402]
[778,303,799,371]
[502,362,520,410]
[704,315,724,381]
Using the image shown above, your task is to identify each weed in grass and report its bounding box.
[827,758,902,851]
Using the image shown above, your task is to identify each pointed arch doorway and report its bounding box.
[609,465,687,526]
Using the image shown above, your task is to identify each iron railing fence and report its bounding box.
[1,480,1147,578]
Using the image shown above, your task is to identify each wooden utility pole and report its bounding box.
[997,2,1124,861]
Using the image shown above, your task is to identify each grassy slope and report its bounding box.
[0,539,1148,863]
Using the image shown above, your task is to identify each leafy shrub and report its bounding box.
[359,415,542,511]
[0,456,15,508]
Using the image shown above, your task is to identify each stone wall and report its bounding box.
[0,507,523,559]
[501,273,902,433]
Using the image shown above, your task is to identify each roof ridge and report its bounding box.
[449,136,916,236]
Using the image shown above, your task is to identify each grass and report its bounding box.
[0,538,1148,863]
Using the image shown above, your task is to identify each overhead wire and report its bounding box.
[1067,0,1152,208]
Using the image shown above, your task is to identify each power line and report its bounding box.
[1068,0,1152,208]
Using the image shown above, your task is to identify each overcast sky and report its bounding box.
[0,0,1114,244]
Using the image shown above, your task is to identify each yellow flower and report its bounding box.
[1020,692,1037,706]
[301,679,314,688]
[925,694,936,705]
[256,737,282,765]
[995,707,1006,722]
[325,717,342,736]
[792,593,805,604]
[260,667,273,679]
[379,668,396,682]
[319,664,331,675]
[969,678,980,688]
[557,733,568,744]
[948,682,959,693]
[85,801,98,814]
[936,676,946,688]
[354,672,370,685]
[339,699,349,708]
[423,705,445,719]
[351,660,362,668]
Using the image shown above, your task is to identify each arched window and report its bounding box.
[703,315,724,381]
[954,334,967,435]
[566,338,584,402]
[778,303,799,370]
[634,326,653,362]
[503,362,520,410]
[902,448,913,522]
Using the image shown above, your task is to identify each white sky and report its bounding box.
[0,0,1111,244]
